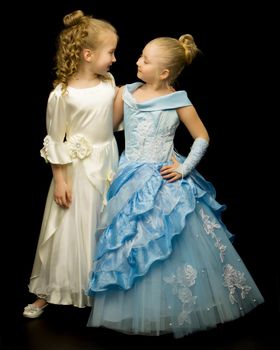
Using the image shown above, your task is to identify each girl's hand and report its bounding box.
[160,156,182,183]
[53,181,72,208]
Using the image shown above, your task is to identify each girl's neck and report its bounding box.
[68,72,100,89]
[133,82,174,102]
[142,81,172,93]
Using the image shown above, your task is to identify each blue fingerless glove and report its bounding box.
[175,137,209,177]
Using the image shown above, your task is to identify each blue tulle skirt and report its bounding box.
[87,155,264,338]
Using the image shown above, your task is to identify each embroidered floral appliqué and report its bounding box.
[200,208,227,262]
[132,117,174,162]
[163,264,197,325]
[223,264,252,304]
[67,134,92,160]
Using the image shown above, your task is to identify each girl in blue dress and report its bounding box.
[87,34,264,338]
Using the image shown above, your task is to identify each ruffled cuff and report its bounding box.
[40,136,72,164]
[40,134,93,164]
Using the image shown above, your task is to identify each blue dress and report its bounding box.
[87,82,264,338]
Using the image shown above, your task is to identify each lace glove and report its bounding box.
[175,137,209,177]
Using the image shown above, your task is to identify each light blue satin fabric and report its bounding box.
[87,83,264,337]
[89,157,228,292]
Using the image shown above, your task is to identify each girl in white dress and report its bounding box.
[23,10,119,318]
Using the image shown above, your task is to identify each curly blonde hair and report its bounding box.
[149,34,200,84]
[54,10,117,94]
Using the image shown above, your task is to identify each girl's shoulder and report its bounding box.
[47,84,65,107]
[125,82,143,90]
[104,72,116,87]
[49,84,63,97]
[123,82,191,109]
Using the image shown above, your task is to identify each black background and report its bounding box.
[4,0,278,348]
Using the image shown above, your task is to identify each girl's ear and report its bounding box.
[82,48,93,62]
[159,69,170,81]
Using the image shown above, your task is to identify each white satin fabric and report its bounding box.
[28,78,119,307]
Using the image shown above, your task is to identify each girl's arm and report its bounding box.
[113,86,124,130]
[51,164,72,208]
[44,92,72,208]
[160,105,209,182]
[177,105,209,141]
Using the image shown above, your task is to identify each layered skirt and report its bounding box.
[87,155,264,337]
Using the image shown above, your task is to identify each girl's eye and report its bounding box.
[139,55,148,64]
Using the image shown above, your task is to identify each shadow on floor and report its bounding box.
[4,301,279,350]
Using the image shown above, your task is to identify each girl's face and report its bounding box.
[136,42,164,84]
[91,31,118,75]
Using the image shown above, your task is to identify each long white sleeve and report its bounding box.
[175,137,209,177]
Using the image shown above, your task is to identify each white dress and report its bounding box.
[28,77,119,307]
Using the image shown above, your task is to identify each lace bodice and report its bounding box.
[123,83,192,162]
